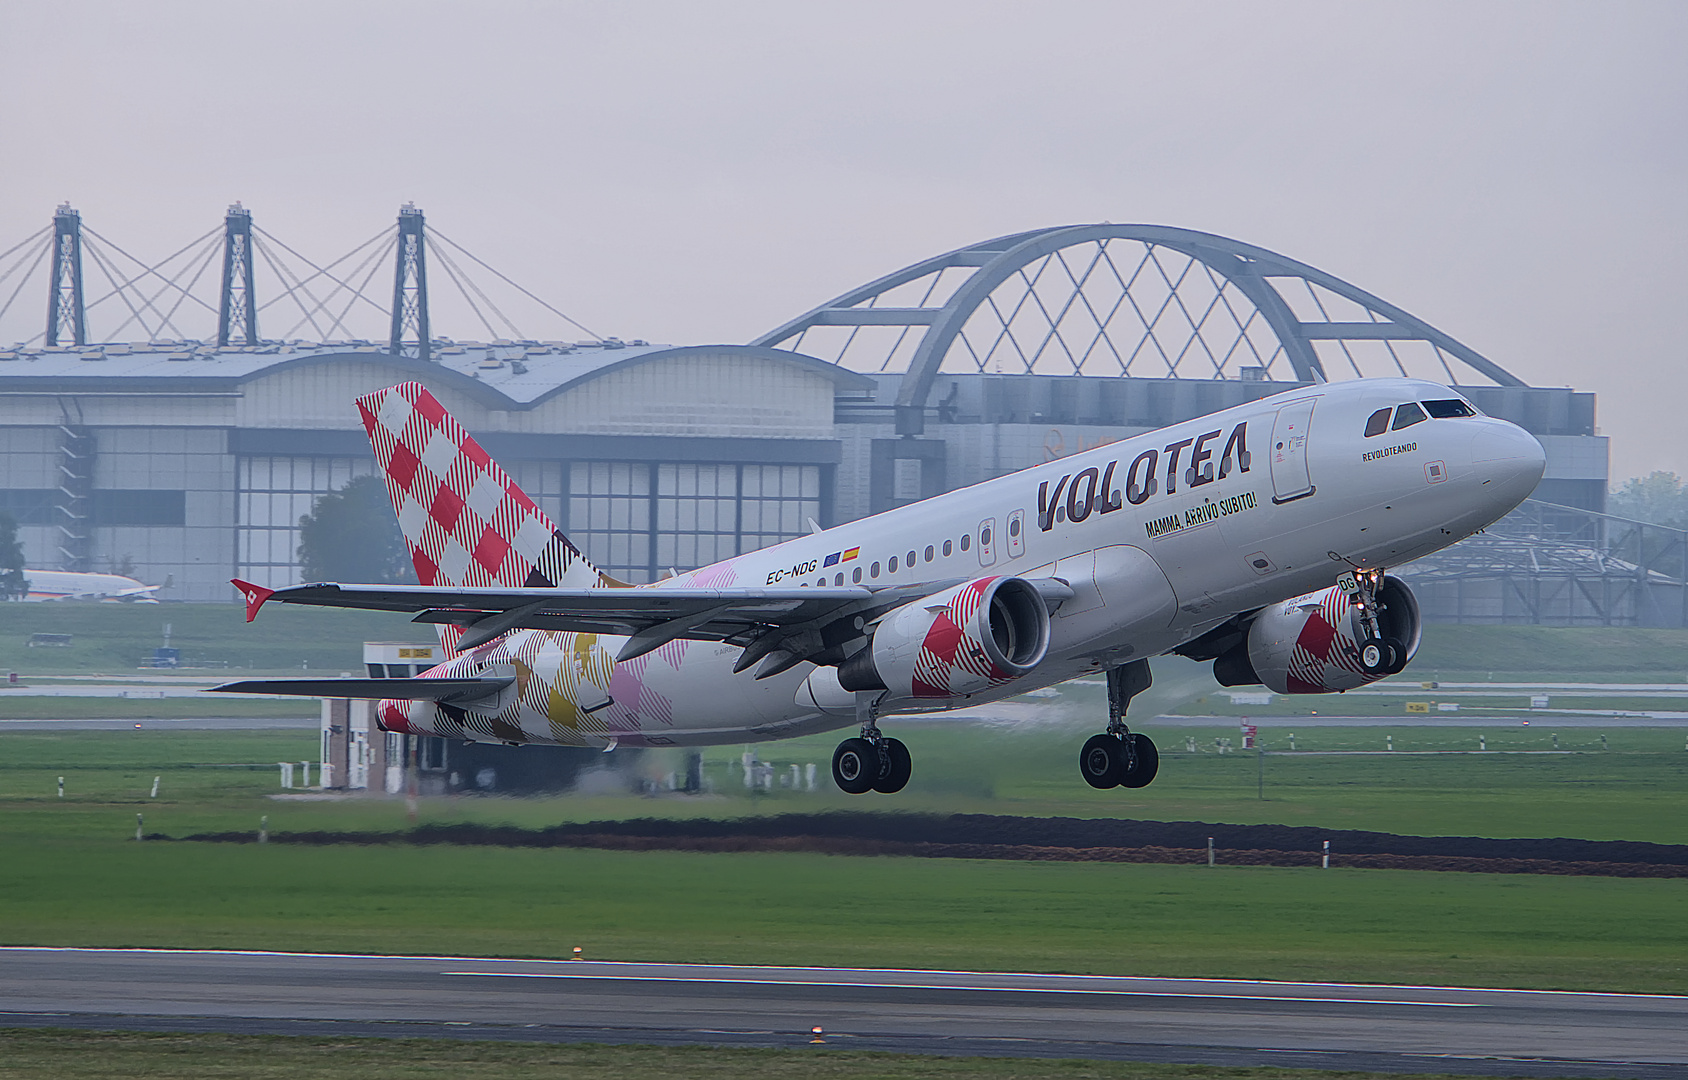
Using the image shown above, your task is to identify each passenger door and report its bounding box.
[1269,399,1317,503]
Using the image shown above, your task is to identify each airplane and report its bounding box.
[217,377,1545,793]
[21,569,162,602]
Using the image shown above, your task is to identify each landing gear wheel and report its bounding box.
[1119,733,1159,788]
[871,737,911,794]
[832,737,880,794]
[1080,734,1125,789]
[1381,636,1409,675]
[1358,636,1391,676]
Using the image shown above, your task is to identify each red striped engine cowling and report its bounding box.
[1244,577,1422,694]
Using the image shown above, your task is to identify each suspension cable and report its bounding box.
[429,227,601,339]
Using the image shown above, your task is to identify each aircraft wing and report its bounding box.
[232,577,988,671]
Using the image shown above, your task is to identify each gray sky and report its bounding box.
[3,0,1683,481]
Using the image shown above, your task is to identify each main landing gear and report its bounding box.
[1079,659,1159,790]
[833,691,911,795]
[1343,568,1408,676]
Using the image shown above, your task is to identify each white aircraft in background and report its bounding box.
[219,377,1544,793]
[21,570,162,602]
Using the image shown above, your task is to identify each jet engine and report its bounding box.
[836,575,1051,700]
[1215,576,1421,694]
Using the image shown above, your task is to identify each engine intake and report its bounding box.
[1219,575,1421,694]
[838,575,1050,699]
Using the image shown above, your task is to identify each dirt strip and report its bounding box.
[182,812,1688,878]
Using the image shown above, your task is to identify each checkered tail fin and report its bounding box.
[355,382,616,653]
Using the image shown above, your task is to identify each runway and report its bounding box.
[3,949,1686,1077]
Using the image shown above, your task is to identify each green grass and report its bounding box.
[2,726,1688,993]
[0,603,431,676]
[0,1029,1495,1080]
[0,696,315,719]
[4,839,1686,992]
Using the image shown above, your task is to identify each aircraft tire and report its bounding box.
[872,737,912,794]
[1079,734,1123,789]
[1119,733,1159,788]
[1382,636,1409,675]
[832,737,879,794]
[1358,637,1391,675]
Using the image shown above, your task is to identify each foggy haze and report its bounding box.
[2,0,1682,479]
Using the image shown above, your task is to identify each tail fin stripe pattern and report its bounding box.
[355,381,609,652]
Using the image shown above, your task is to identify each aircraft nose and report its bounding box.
[1470,420,1546,502]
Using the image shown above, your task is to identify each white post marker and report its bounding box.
[57,776,64,798]
[1322,839,1330,869]
[301,761,311,787]
[1207,837,1214,867]
[149,776,160,798]
[1289,733,1296,751]
[279,762,294,789]
[259,815,269,844]
[805,762,817,790]
[1387,735,1394,752]
[1480,735,1486,751]
[135,813,143,842]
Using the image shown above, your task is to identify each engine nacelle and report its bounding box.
[837,575,1050,700]
[1221,576,1421,694]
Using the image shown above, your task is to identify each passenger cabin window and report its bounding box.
[1391,402,1427,431]
[960,534,971,552]
[1364,407,1392,438]
[943,540,953,556]
[924,545,934,562]
[1423,398,1478,418]
[888,556,899,573]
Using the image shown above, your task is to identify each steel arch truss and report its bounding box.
[753,224,1525,434]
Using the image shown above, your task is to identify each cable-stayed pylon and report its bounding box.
[388,203,430,361]
[217,203,258,346]
[46,204,87,346]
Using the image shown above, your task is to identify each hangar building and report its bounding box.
[2,218,1676,625]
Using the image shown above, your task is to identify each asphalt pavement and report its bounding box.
[2,948,1685,1077]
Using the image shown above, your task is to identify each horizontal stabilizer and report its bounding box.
[211,677,513,704]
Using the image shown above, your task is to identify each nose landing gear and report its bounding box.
[832,691,911,794]
[1342,569,1407,676]
[1079,659,1159,790]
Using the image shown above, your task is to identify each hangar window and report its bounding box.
[92,490,186,527]
[236,456,377,590]
[1391,402,1427,431]
[1363,408,1392,437]
[0,489,56,526]
[577,461,823,583]
[1423,399,1478,418]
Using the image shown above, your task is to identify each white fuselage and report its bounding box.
[388,378,1544,747]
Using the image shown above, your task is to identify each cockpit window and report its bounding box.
[1423,398,1478,418]
[1391,402,1427,431]
[1363,407,1392,437]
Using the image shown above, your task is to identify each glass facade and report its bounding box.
[236,455,823,589]
[572,461,823,582]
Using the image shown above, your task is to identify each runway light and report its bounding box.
[134,723,142,729]
[572,946,583,960]
[810,1026,826,1043]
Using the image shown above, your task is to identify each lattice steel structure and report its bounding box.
[45,204,87,347]
[216,203,258,347]
[755,224,1525,435]
[1399,500,1688,627]
[388,203,431,362]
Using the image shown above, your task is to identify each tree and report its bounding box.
[297,475,412,584]
[1608,472,1688,529]
[0,512,26,600]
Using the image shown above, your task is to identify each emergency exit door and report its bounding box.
[1269,398,1317,503]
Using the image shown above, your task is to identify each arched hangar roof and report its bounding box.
[0,341,872,408]
[752,224,1525,434]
